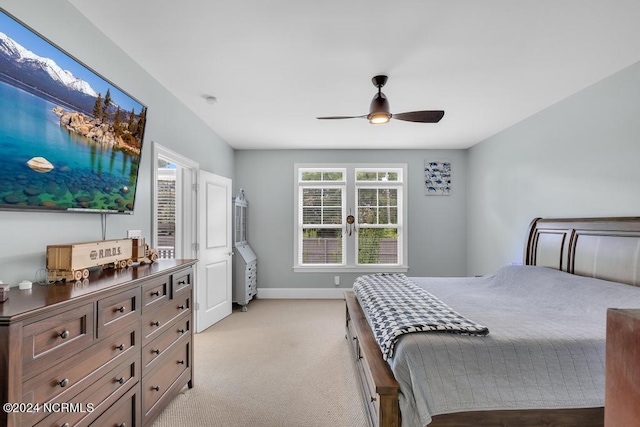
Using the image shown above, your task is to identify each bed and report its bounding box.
[344,216,640,427]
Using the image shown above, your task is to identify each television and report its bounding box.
[0,8,147,214]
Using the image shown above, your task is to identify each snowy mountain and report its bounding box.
[0,32,98,97]
[0,31,101,115]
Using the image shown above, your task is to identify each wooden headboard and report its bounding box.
[524,217,640,286]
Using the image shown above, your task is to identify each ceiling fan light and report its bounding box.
[368,92,391,124]
[368,112,391,124]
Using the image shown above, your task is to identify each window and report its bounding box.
[294,164,407,272]
[298,168,345,265]
[157,162,176,259]
[355,168,401,265]
[152,142,198,261]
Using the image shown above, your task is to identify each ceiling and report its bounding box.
[68,0,640,150]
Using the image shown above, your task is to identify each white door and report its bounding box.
[196,170,233,332]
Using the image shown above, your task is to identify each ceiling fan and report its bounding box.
[317,75,445,125]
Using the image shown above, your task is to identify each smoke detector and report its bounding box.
[203,95,217,105]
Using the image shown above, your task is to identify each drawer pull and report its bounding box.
[61,423,70,427]
[151,290,160,297]
[116,377,125,385]
[152,349,160,355]
[115,306,126,313]
[59,378,69,388]
[370,396,377,402]
[178,328,185,334]
[117,424,126,427]
[151,321,160,327]
[352,336,357,341]
[177,360,185,365]
[152,385,160,391]
[178,305,185,310]
[116,344,125,351]
[178,279,187,285]
[59,330,70,339]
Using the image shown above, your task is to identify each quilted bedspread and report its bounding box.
[355,266,640,427]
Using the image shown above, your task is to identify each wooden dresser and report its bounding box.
[0,259,196,427]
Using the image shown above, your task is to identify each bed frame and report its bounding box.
[345,216,640,427]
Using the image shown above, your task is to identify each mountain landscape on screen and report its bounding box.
[0,32,100,116]
[0,16,147,213]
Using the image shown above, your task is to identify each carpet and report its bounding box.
[151,299,369,427]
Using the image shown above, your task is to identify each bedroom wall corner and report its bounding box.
[466,59,640,276]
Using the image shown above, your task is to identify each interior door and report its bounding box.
[196,170,232,332]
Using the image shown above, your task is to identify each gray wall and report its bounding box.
[234,149,467,289]
[467,60,640,276]
[0,1,234,285]
[5,1,638,288]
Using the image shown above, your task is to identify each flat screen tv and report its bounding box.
[0,8,147,214]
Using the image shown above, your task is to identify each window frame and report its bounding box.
[293,163,408,273]
[298,167,346,267]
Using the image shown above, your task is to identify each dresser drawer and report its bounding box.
[171,268,192,297]
[346,316,359,360]
[143,315,190,371]
[89,385,138,427]
[33,357,138,427]
[142,339,189,417]
[142,293,190,345]
[22,303,95,378]
[141,275,170,312]
[22,324,138,413]
[97,286,141,338]
[359,350,380,425]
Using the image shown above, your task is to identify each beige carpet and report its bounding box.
[152,299,369,427]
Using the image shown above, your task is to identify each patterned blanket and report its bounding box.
[353,273,489,360]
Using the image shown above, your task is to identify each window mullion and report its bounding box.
[346,168,356,267]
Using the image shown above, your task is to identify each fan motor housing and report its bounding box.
[372,75,388,88]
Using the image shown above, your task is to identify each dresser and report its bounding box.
[0,259,196,427]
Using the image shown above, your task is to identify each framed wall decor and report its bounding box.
[424,160,451,195]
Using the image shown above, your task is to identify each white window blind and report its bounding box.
[157,167,176,259]
[298,168,345,265]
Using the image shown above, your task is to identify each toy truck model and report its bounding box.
[47,238,158,282]
[131,237,158,263]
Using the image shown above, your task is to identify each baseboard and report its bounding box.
[257,287,347,299]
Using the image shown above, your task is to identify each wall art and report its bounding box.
[424,161,451,195]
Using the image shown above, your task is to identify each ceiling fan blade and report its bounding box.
[393,110,445,123]
[316,115,367,120]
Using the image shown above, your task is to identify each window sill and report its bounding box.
[293,266,409,273]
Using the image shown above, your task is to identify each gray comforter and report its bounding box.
[389,265,640,427]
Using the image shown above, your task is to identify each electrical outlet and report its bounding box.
[127,229,142,238]
[334,275,340,286]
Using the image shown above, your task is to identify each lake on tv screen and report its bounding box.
[0,82,141,212]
